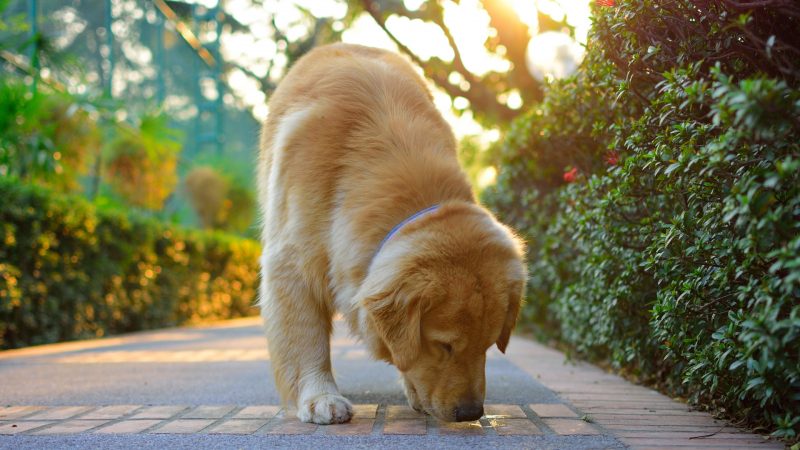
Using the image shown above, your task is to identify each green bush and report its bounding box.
[0,77,98,192]
[0,178,260,349]
[485,0,800,438]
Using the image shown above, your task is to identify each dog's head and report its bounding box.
[358,206,525,422]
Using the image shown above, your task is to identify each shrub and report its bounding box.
[0,178,260,349]
[104,112,182,210]
[184,165,256,233]
[484,0,800,438]
[0,77,98,192]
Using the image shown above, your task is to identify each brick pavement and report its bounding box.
[1,401,784,449]
[0,403,599,437]
[0,318,787,449]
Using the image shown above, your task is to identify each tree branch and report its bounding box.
[360,0,518,123]
[480,0,543,102]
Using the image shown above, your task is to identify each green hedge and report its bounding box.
[485,0,800,439]
[0,179,260,349]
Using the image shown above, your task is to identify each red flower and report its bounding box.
[563,167,579,183]
[595,0,615,6]
[605,150,619,166]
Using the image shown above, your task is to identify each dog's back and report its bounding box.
[257,43,469,268]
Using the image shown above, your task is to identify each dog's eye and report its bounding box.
[439,342,453,355]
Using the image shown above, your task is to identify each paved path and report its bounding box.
[0,318,782,449]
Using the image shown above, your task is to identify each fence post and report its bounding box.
[105,0,113,98]
[212,3,223,156]
[90,0,114,200]
[28,0,38,94]
[155,7,165,104]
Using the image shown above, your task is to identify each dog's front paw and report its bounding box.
[298,393,353,424]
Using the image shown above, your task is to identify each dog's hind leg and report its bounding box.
[260,250,353,425]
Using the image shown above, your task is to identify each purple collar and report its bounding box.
[373,204,440,259]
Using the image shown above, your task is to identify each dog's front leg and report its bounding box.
[261,255,353,424]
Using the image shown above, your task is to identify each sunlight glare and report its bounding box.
[526,31,584,81]
[292,0,347,20]
[385,15,454,61]
[403,0,426,10]
[341,13,397,51]
[507,0,537,30]
[538,0,592,44]
[506,90,523,109]
[442,0,510,76]
[477,166,498,189]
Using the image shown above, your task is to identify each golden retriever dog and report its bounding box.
[257,43,526,424]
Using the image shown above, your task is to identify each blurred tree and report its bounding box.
[104,112,182,210]
[348,0,575,125]
[184,166,227,229]
[184,165,255,233]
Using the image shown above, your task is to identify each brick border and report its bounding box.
[503,337,783,449]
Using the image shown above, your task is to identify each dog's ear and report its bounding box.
[494,228,527,354]
[496,279,524,354]
[358,268,430,372]
[362,284,423,371]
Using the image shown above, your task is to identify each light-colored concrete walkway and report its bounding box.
[0,318,782,449]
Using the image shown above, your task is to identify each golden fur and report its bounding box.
[257,43,526,424]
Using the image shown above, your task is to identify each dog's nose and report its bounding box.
[455,404,484,422]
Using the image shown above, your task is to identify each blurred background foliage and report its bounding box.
[0,75,96,191]
[1,0,588,350]
[0,0,589,226]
